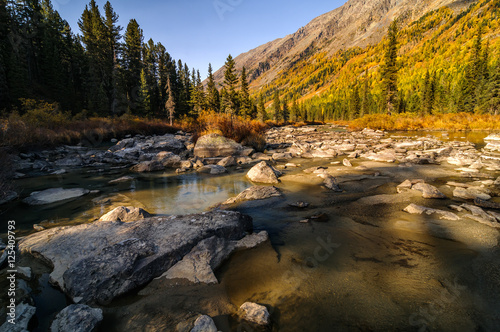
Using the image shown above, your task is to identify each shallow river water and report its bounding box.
[1,130,500,331]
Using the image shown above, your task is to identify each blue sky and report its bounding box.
[55,0,345,77]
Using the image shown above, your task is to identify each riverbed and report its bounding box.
[1,127,500,331]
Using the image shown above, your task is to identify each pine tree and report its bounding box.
[291,98,299,122]
[360,68,371,116]
[421,70,436,115]
[273,90,282,121]
[485,59,500,115]
[282,97,289,122]
[123,19,143,114]
[223,54,239,116]
[165,76,175,125]
[257,93,266,122]
[349,83,361,119]
[381,20,399,114]
[206,63,220,112]
[239,66,252,118]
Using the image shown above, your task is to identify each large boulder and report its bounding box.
[23,188,89,205]
[18,210,252,305]
[98,206,152,222]
[193,134,243,158]
[50,304,103,332]
[246,161,282,184]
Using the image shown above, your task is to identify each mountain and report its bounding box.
[212,0,476,92]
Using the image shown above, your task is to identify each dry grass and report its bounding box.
[0,113,180,150]
[348,113,500,131]
[182,111,268,151]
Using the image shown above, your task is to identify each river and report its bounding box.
[1,129,499,331]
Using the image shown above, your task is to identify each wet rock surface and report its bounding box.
[18,210,253,305]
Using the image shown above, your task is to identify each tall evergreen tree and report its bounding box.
[381,20,399,114]
[273,90,282,121]
[360,68,371,116]
[223,54,238,116]
[206,63,220,112]
[257,93,266,122]
[123,19,143,114]
[486,59,500,115]
[282,97,289,122]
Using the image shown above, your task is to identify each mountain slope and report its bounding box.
[212,0,475,90]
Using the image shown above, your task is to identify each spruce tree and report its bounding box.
[206,63,220,112]
[223,54,239,116]
[282,97,289,122]
[291,98,299,122]
[485,59,500,115]
[123,19,143,114]
[381,20,399,114]
[273,90,282,121]
[257,93,266,122]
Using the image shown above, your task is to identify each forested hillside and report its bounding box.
[256,0,500,121]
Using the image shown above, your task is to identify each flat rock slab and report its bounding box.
[23,188,89,205]
[222,186,282,206]
[18,210,252,305]
[404,204,460,221]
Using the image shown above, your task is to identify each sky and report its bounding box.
[55,0,346,78]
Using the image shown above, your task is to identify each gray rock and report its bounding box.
[461,204,498,224]
[474,198,500,210]
[238,302,270,326]
[217,156,237,167]
[194,133,243,158]
[343,159,353,167]
[288,201,310,208]
[0,303,36,332]
[453,187,491,200]
[98,206,152,222]
[159,231,268,284]
[246,161,282,184]
[412,183,446,199]
[362,150,396,163]
[0,191,18,205]
[19,210,252,304]
[50,304,103,332]
[23,188,89,205]
[317,174,342,192]
[190,315,217,332]
[272,152,292,161]
[108,176,134,184]
[403,204,460,221]
[222,186,281,205]
[17,266,32,280]
[154,151,182,168]
[197,165,227,175]
[130,161,164,173]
